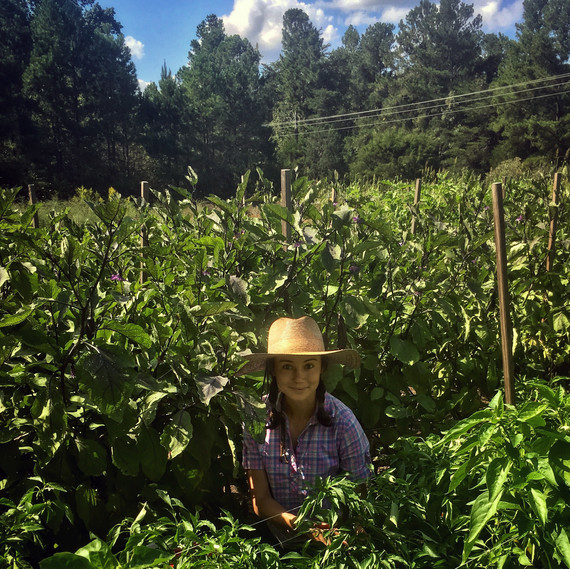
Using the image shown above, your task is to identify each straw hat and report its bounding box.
[238,316,360,375]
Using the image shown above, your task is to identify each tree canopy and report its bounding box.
[0,0,568,197]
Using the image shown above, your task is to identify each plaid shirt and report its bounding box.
[242,393,371,511]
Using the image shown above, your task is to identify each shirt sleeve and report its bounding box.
[337,411,372,481]
[242,428,265,470]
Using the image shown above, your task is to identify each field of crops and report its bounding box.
[1,168,570,568]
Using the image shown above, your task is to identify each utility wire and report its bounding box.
[273,81,570,137]
[268,71,570,131]
[274,78,570,133]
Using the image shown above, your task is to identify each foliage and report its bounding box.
[0,168,569,565]
[33,382,570,568]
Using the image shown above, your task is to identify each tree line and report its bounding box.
[1,0,569,199]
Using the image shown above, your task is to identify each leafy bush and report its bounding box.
[0,168,568,566]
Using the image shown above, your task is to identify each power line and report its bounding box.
[275,79,570,132]
[268,72,570,130]
[273,81,570,137]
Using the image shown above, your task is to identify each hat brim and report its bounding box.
[236,349,360,376]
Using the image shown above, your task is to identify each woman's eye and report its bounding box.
[305,363,314,369]
[281,364,292,370]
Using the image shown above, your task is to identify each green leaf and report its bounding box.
[40,553,94,569]
[486,457,512,501]
[111,435,139,477]
[75,438,108,477]
[264,202,294,225]
[517,401,548,423]
[191,301,237,317]
[0,305,35,328]
[76,538,119,569]
[528,487,548,525]
[463,489,503,562]
[127,546,173,568]
[138,425,167,481]
[195,375,229,405]
[100,322,152,349]
[0,266,8,288]
[553,311,570,333]
[76,345,136,422]
[555,529,570,568]
[389,336,420,365]
[160,410,193,459]
[440,409,493,444]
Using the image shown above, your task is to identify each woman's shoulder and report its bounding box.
[324,392,360,425]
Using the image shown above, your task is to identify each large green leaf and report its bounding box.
[486,457,512,501]
[111,435,139,477]
[40,553,94,569]
[100,321,152,348]
[389,336,420,365]
[76,538,119,569]
[555,529,570,568]
[195,375,229,405]
[76,345,136,422]
[463,488,504,562]
[160,410,193,459]
[75,438,108,477]
[138,425,168,481]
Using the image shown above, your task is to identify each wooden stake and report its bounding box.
[546,173,561,272]
[140,181,149,285]
[492,182,515,405]
[28,184,39,228]
[281,169,291,240]
[411,178,421,235]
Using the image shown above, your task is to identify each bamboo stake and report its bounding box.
[281,169,291,240]
[140,181,149,285]
[492,182,515,405]
[546,173,561,272]
[411,178,421,235]
[28,184,39,228]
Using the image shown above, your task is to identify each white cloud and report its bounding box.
[475,0,523,30]
[138,79,151,92]
[223,0,338,61]
[125,36,145,60]
[381,6,411,24]
[222,0,522,62]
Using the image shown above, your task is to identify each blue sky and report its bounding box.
[100,0,523,89]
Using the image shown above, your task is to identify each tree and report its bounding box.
[490,0,570,165]
[140,63,194,188]
[271,9,327,170]
[0,0,31,187]
[393,0,483,107]
[22,0,140,195]
[179,15,270,196]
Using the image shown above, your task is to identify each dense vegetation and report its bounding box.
[1,0,569,197]
[1,167,568,566]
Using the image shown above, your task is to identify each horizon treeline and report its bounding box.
[1,0,569,199]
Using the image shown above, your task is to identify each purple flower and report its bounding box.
[484,206,490,211]
[349,265,360,273]
[353,215,363,224]
[294,241,302,248]
[111,274,125,282]
[333,201,338,206]
[398,241,404,246]
[516,215,524,223]
[201,270,210,277]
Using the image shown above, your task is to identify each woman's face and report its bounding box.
[273,355,322,405]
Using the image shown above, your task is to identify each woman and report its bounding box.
[240,316,371,546]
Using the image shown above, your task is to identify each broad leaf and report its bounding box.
[196,375,229,405]
[160,410,193,459]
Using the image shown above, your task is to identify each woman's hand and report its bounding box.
[309,522,348,546]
